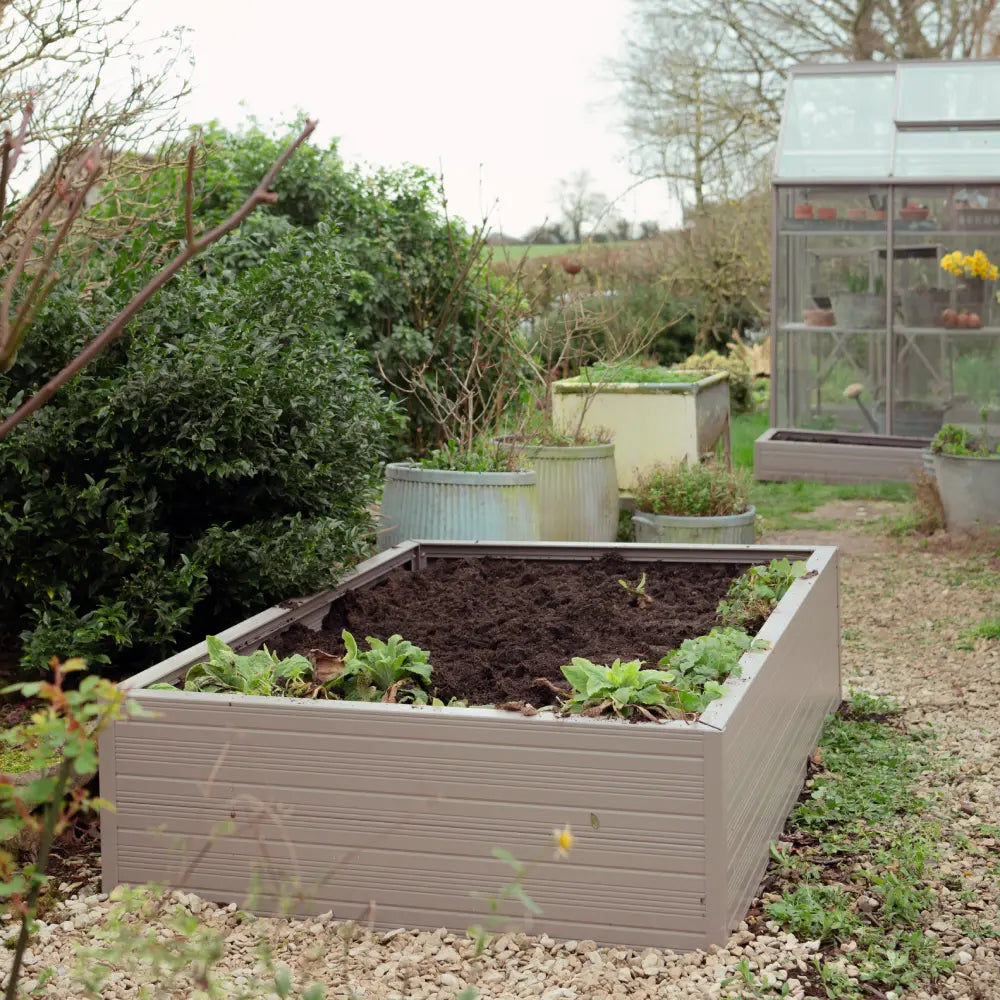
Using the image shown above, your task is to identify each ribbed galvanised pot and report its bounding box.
[501,441,619,542]
[632,505,756,544]
[377,464,539,550]
[933,453,1000,533]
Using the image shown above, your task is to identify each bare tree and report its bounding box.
[555,171,610,243]
[615,0,1000,207]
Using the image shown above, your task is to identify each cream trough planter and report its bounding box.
[102,540,840,952]
[551,372,731,490]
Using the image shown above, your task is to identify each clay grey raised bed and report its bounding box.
[101,540,840,951]
[754,427,927,483]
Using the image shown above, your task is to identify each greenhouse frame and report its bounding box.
[757,59,1000,482]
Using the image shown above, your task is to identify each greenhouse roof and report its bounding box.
[774,59,1000,184]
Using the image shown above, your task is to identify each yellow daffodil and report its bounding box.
[940,249,998,283]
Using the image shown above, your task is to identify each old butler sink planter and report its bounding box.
[102,541,839,951]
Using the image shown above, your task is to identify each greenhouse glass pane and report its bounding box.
[776,74,895,179]
[894,130,1000,178]
[898,64,1000,124]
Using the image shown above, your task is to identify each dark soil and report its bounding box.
[274,555,744,708]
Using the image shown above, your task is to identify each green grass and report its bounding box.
[729,409,914,529]
[757,694,953,998]
[572,363,704,385]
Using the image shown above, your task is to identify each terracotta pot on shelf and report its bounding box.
[900,204,930,222]
[873,210,887,221]
[794,203,814,220]
[803,309,836,327]
[847,208,867,221]
[817,207,837,221]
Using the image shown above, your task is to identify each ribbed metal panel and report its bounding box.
[632,507,756,544]
[102,543,840,951]
[378,465,539,550]
[107,700,713,950]
[521,444,619,542]
[720,550,841,931]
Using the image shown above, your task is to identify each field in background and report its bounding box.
[486,240,635,262]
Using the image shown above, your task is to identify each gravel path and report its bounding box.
[3,527,999,999]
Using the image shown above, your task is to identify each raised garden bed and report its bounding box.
[101,540,840,951]
[754,428,928,483]
[551,371,731,491]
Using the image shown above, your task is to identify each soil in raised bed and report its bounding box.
[273,555,745,708]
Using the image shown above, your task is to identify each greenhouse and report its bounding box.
[757,58,1000,482]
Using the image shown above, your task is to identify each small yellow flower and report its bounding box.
[552,824,574,857]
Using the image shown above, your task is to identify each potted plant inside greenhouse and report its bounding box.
[631,460,756,544]
[931,413,1000,533]
[831,271,886,329]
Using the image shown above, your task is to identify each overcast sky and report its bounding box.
[133,0,679,238]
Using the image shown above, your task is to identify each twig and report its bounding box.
[0,119,316,440]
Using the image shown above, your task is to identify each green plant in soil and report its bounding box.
[559,626,761,719]
[570,362,705,384]
[633,461,749,517]
[617,572,651,606]
[761,693,952,998]
[159,636,313,697]
[559,658,680,719]
[332,630,432,704]
[964,616,1000,641]
[931,409,999,458]
[417,440,523,472]
[717,558,807,629]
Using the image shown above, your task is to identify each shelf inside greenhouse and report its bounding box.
[758,59,1000,483]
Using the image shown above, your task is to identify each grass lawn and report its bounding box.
[730,408,914,531]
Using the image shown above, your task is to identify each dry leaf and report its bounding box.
[307,649,345,685]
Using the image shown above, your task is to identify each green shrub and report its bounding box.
[673,349,754,413]
[0,224,394,672]
[633,462,749,517]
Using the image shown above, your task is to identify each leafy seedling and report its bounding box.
[617,572,652,607]
[325,630,433,704]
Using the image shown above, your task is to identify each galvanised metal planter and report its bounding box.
[377,463,539,550]
[933,452,1000,532]
[550,372,730,491]
[632,506,756,544]
[498,440,619,542]
[102,540,840,952]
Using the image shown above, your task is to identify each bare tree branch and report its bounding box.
[0,120,316,440]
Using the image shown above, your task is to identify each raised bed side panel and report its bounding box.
[754,428,926,483]
[720,549,841,929]
[103,695,719,951]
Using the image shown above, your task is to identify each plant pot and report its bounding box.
[104,539,840,951]
[803,309,835,327]
[899,289,950,328]
[794,204,814,220]
[873,210,887,221]
[847,209,867,221]
[377,464,539,549]
[817,207,836,221]
[900,205,929,222]
[551,372,730,491]
[933,452,1000,532]
[830,293,886,329]
[496,440,619,542]
[632,506,756,544]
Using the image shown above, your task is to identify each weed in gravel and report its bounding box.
[966,616,1000,641]
[762,694,953,998]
